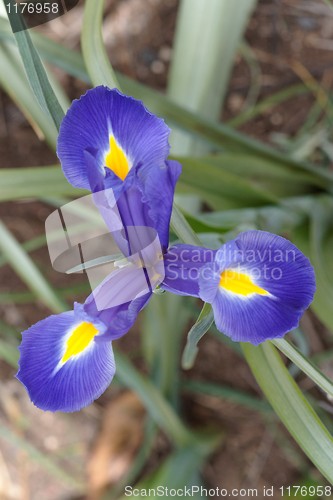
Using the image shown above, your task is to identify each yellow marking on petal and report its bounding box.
[105,135,130,181]
[62,322,98,364]
[219,269,268,296]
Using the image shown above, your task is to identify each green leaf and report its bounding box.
[323,0,333,11]
[142,293,191,407]
[187,154,325,195]
[273,338,333,399]
[114,351,194,447]
[182,303,214,369]
[171,204,202,246]
[228,83,308,128]
[242,342,333,483]
[118,77,333,189]
[182,196,319,244]
[0,339,19,368]
[81,0,119,88]
[167,0,256,154]
[1,19,332,190]
[0,42,58,148]
[5,0,65,130]
[0,166,86,201]
[176,156,280,209]
[185,202,304,235]
[293,197,333,332]
[0,221,66,313]
[0,17,310,135]
[309,198,333,329]
[121,437,221,500]
[183,380,272,414]
[0,16,90,82]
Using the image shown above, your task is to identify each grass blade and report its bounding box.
[0,18,332,191]
[5,0,64,130]
[0,166,86,201]
[132,438,220,500]
[0,339,19,368]
[274,338,333,399]
[182,303,214,369]
[293,197,333,333]
[0,17,89,82]
[242,342,333,483]
[114,351,194,447]
[228,83,308,128]
[142,294,191,407]
[171,204,201,246]
[82,0,119,88]
[0,221,66,312]
[1,19,331,189]
[168,0,256,154]
[0,42,58,148]
[183,380,272,414]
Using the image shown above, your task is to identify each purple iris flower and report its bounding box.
[163,232,316,344]
[17,87,182,412]
[17,87,316,413]
[199,231,316,344]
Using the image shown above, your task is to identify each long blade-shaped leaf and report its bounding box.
[0,42,58,148]
[182,303,214,369]
[5,0,64,130]
[0,221,66,312]
[114,351,194,447]
[273,338,333,399]
[0,166,86,201]
[81,0,119,88]
[242,342,333,483]
[171,204,201,246]
[293,197,333,332]
[0,18,333,189]
[168,0,256,154]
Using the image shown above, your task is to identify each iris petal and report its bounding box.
[162,244,216,297]
[17,311,115,412]
[57,86,170,190]
[199,230,316,344]
[143,160,182,251]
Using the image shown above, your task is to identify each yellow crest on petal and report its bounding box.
[105,135,130,181]
[62,322,98,363]
[220,269,268,296]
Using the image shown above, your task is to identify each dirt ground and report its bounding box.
[1,0,333,498]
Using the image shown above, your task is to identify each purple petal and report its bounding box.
[142,160,182,251]
[162,244,216,297]
[234,231,316,309]
[78,153,177,258]
[199,230,316,344]
[57,86,170,190]
[17,311,115,412]
[92,293,152,342]
[82,265,154,340]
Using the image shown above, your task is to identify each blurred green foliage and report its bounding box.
[1,0,333,496]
